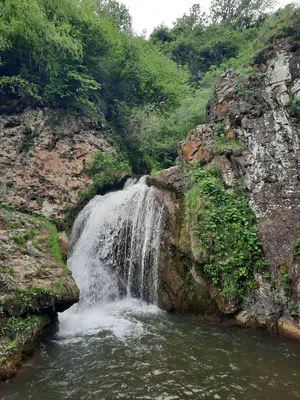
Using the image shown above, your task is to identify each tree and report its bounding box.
[209,0,278,29]
[150,25,173,46]
[173,4,207,35]
[95,0,132,32]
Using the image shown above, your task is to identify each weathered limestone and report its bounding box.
[152,49,300,340]
[0,109,113,219]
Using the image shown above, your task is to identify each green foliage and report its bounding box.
[209,0,276,30]
[275,295,284,305]
[85,152,131,188]
[0,0,188,119]
[150,3,260,87]
[262,272,276,291]
[294,238,300,260]
[0,341,17,366]
[123,87,213,171]
[18,126,40,153]
[1,215,24,229]
[282,272,291,296]
[1,206,66,272]
[0,267,15,277]
[289,94,300,119]
[12,229,36,247]
[212,137,244,155]
[38,218,64,266]
[289,301,296,312]
[185,164,263,300]
[95,0,132,33]
[212,123,225,137]
[254,4,300,49]
[1,316,40,344]
[2,284,61,317]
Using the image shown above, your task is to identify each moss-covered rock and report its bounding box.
[0,207,79,381]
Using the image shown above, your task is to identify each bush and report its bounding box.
[84,152,131,188]
[62,152,131,229]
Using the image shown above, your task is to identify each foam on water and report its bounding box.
[59,298,162,339]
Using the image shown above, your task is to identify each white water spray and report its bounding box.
[59,178,165,337]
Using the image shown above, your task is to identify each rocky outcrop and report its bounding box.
[146,166,188,194]
[0,107,124,380]
[208,52,300,336]
[150,167,222,317]
[179,125,214,164]
[0,207,79,380]
[153,48,300,340]
[0,108,113,219]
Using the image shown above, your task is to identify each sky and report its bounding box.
[120,0,296,35]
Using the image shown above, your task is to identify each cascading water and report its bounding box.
[4,183,300,400]
[59,177,166,337]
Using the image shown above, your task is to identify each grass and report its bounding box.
[1,282,65,317]
[0,204,69,274]
[212,137,244,155]
[12,229,36,247]
[38,218,64,265]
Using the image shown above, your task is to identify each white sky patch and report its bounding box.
[120,0,297,35]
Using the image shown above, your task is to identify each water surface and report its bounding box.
[2,299,300,400]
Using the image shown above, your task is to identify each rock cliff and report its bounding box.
[152,48,300,340]
[0,206,79,380]
[0,108,113,219]
[0,108,115,380]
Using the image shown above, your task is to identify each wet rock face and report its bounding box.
[0,109,112,219]
[149,168,221,316]
[146,166,188,194]
[156,50,300,337]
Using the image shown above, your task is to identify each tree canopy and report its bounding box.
[210,0,278,29]
[95,0,132,32]
[0,0,299,173]
[0,0,187,116]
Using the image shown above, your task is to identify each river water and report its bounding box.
[2,299,300,400]
[2,179,300,399]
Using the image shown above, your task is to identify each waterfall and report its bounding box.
[67,177,165,310]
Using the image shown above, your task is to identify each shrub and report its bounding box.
[84,152,131,188]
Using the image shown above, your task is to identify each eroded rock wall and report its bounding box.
[0,109,113,219]
[149,167,221,317]
[153,49,300,340]
[208,52,300,335]
[0,207,79,380]
[0,108,115,379]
